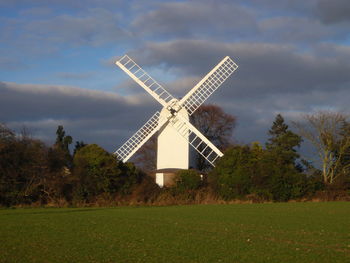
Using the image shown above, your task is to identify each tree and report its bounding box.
[339,122,350,180]
[266,114,302,166]
[209,145,255,200]
[210,142,317,202]
[73,141,86,155]
[191,104,236,171]
[72,144,144,202]
[54,125,73,168]
[55,125,72,151]
[265,114,311,201]
[73,144,120,201]
[131,135,157,172]
[294,111,350,184]
[0,123,15,143]
[0,124,49,206]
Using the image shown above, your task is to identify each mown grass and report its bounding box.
[0,202,349,263]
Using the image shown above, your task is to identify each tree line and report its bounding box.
[0,124,144,206]
[1,106,349,207]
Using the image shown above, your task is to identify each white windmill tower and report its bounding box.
[114,54,238,187]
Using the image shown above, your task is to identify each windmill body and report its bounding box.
[157,105,189,170]
[114,55,238,187]
[156,105,189,186]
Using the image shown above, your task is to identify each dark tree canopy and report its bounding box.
[73,141,87,155]
[131,135,157,172]
[54,125,73,168]
[266,114,302,166]
[191,104,236,171]
[73,144,144,201]
[268,114,288,137]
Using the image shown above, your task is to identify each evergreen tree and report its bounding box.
[264,114,306,201]
[55,125,72,153]
[53,125,73,168]
[73,141,86,155]
[266,114,302,166]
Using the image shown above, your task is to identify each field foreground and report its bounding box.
[0,202,349,263]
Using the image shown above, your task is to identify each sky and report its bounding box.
[1,0,350,156]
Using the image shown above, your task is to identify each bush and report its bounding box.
[175,169,203,192]
[72,144,144,202]
[130,175,160,203]
[209,146,254,200]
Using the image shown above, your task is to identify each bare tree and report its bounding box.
[131,135,157,172]
[294,111,350,184]
[191,104,236,171]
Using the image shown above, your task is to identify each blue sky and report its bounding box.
[1,0,350,160]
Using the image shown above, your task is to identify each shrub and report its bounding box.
[72,144,144,202]
[175,169,202,192]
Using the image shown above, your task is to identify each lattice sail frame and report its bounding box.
[114,111,167,161]
[169,114,223,166]
[179,56,238,115]
[116,55,174,107]
[114,55,238,165]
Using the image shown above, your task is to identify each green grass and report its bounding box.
[0,202,349,263]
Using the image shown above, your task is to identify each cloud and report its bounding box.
[2,0,350,153]
[130,40,350,95]
[19,7,52,17]
[56,72,95,80]
[118,39,350,143]
[315,0,350,24]
[259,16,338,43]
[0,0,126,10]
[0,7,132,57]
[23,8,129,46]
[132,1,258,39]
[130,0,350,45]
[0,81,159,151]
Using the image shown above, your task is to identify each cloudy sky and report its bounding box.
[1,0,350,154]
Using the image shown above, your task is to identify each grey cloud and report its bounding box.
[259,17,338,43]
[164,76,202,98]
[1,7,131,56]
[215,85,350,147]
[121,39,350,144]
[243,0,317,13]
[19,7,52,17]
[24,8,129,46]
[56,72,95,80]
[0,81,159,151]
[0,0,126,10]
[130,40,350,98]
[132,1,258,39]
[316,0,350,24]
[131,0,346,45]
[2,0,350,151]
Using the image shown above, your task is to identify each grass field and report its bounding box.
[0,202,349,263]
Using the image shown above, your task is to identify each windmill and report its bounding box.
[114,55,238,187]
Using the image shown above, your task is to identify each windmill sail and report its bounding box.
[114,111,168,162]
[116,55,174,107]
[179,56,238,115]
[170,114,223,166]
[114,54,238,169]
